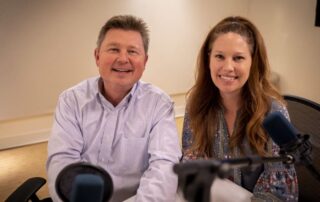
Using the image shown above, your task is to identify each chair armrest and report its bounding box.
[5,177,47,202]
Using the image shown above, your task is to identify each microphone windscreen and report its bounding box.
[262,111,299,147]
[56,162,113,202]
[71,174,104,202]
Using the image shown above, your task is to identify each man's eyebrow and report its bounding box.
[127,45,140,49]
[105,42,120,47]
[104,43,140,49]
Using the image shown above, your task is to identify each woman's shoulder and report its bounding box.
[269,99,289,118]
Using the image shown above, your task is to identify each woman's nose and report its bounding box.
[222,58,234,71]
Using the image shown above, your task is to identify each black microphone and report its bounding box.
[70,174,104,202]
[56,162,113,202]
[262,111,310,163]
[263,111,320,181]
[263,111,299,147]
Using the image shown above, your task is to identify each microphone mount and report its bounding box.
[174,154,295,202]
[279,133,320,182]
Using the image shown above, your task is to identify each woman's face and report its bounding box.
[209,32,252,98]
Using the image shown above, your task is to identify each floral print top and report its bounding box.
[182,101,298,201]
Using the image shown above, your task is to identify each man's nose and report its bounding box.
[117,51,129,63]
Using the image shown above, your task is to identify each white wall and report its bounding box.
[1,0,320,149]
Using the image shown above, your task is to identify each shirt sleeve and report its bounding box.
[134,98,182,202]
[46,91,84,202]
[252,102,299,201]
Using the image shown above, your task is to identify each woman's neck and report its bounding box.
[221,93,242,136]
[221,93,242,114]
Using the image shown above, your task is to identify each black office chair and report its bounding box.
[5,177,52,202]
[283,94,320,202]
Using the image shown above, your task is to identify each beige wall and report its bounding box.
[0,0,248,121]
[1,0,320,149]
[247,0,320,102]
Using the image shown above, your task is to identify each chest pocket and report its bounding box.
[109,118,150,175]
[116,136,149,174]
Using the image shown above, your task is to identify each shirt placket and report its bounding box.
[98,108,119,164]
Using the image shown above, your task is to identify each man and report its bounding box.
[47,15,181,202]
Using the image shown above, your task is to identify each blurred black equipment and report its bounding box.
[283,94,320,201]
[174,153,294,202]
[56,162,113,202]
[263,111,320,181]
[174,160,220,202]
[5,162,113,202]
[316,0,320,26]
[5,177,52,202]
[70,174,104,202]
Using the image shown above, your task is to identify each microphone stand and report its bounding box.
[173,155,294,202]
[174,160,221,202]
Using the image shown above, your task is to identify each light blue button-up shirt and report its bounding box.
[47,77,182,202]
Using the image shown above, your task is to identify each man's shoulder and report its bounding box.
[136,81,172,102]
[59,76,99,100]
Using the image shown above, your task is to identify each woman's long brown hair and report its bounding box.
[187,16,283,157]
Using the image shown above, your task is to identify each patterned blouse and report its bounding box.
[182,101,298,201]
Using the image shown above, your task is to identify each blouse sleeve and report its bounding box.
[252,101,299,201]
[181,112,207,161]
[253,143,299,201]
[182,112,193,150]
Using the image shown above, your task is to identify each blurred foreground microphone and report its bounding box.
[55,162,113,202]
[263,111,320,181]
[71,174,103,202]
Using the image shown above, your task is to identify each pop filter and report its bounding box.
[55,162,113,202]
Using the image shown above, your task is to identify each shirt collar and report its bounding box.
[96,77,139,110]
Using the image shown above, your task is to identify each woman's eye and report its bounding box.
[215,54,224,60]
[234,56,244,61]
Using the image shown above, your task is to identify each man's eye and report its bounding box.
[128,50,139,55]
[108,48,119,52]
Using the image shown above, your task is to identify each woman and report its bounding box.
[182,16,298,201]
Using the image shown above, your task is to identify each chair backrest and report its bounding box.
[283,95,320,201]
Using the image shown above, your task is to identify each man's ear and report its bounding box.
[144,54,148,65]
[94,48,99,66]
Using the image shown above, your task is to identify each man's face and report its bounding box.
[95,29,148,93]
